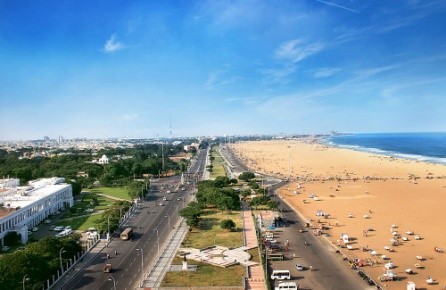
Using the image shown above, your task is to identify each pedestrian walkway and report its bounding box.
[141,219,189,288]
[242,209,267,290]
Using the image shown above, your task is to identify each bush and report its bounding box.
[220,219,236,231]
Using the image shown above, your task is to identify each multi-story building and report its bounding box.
[0,177,73,245]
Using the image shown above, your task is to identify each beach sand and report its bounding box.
[230,139,446,289]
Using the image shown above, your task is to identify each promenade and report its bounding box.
[242,209,266,290]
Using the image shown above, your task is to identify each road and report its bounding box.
[59,148,208,290]
[268,189,374,290]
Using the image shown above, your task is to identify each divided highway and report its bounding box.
[59,148,208,290]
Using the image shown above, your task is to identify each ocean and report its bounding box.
[326,132,446,164]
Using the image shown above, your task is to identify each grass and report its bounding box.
[89,187,131,200]
[161,259,246,287]
[162,209,247,287]
[183,209,244,249]
[210,146,227,179]
[55,188,131,231]
[56,214,103,231]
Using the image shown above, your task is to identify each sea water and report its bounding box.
[326,132,446,164]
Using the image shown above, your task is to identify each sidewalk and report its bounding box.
[242,209,267,290]
[141,219,189,288]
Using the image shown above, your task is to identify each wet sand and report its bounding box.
[230,139,446,289]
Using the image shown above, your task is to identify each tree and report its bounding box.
[179,202,202,227]
[69,180,82,197]
[238,171,255,181]
[128,181,145,199]
[3,232,20,246]
[220,219,236,231]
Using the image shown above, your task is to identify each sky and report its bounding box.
[1,0,446,140]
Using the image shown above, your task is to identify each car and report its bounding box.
[54,226,64,231]
[32,227,38,232]
[295,264,305,271]
[43,219,51,224]
[158,203,164,206]
[177,197,182,201]
[162,197,167,201]
[166,190,171,194]
[181,187,185,191]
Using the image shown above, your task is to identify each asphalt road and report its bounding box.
[267,188,375,290]
[60,149,208,290]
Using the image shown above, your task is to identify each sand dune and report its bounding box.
[230,139,446,289]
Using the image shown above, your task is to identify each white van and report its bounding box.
[271,270,291,280]
[275,281,298,290]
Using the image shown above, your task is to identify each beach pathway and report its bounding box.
[243,208,267,290]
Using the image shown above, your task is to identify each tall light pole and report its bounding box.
[154,227,160,256]
[107,215,111,241]
[287,145,291,179]
[22,274,29,290]
[59,247,66,272]
[136,247,144,287]
[165,214,170,228]
[108,276,116,290]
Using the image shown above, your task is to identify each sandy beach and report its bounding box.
[230,139,446,289]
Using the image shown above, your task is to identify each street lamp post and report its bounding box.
[107,215,111,241]
[154,227,160,256]
[287,145,291,179]
[22,274,29,290]
[108,276,116,290]
[165,214,170,228]
[136,247,144,287]
[59,247,66,272]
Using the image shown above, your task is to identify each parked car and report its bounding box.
[54,226,64,231]
[295,264,305,271]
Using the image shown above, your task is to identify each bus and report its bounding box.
[120,227,133,240]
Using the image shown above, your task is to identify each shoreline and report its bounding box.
[322,135,446,166]
[229,139,446,290]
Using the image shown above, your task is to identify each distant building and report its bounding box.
[98,154,109,164]
[76,171,89,178]
[0,178,73,245]
[184,144,197,152]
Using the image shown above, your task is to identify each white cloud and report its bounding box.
[313,0,360,13]
[312,67,342,78]
[354,64,402,79]
[275,39,324,63]
[120,113,138,121]
[103,34,126,53]
[260,65,297,84]
[204,70,240,89]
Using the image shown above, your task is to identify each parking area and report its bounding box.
[260,222,316,290]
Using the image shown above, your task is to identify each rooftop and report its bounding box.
[0,177,70,219]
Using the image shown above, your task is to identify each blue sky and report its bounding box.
[1,0,445,140]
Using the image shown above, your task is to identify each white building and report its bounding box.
[0,177,73,245]
[98,154,109,164]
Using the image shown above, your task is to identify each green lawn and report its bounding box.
[57,214,103,231]
[161,259,246,287]
[55,188,131,231]
[162,209,247,287]
[183,209,244,249]
[210,147,227,179]
[89,187,132,200]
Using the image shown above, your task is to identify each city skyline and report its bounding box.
[1,0,446,140]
